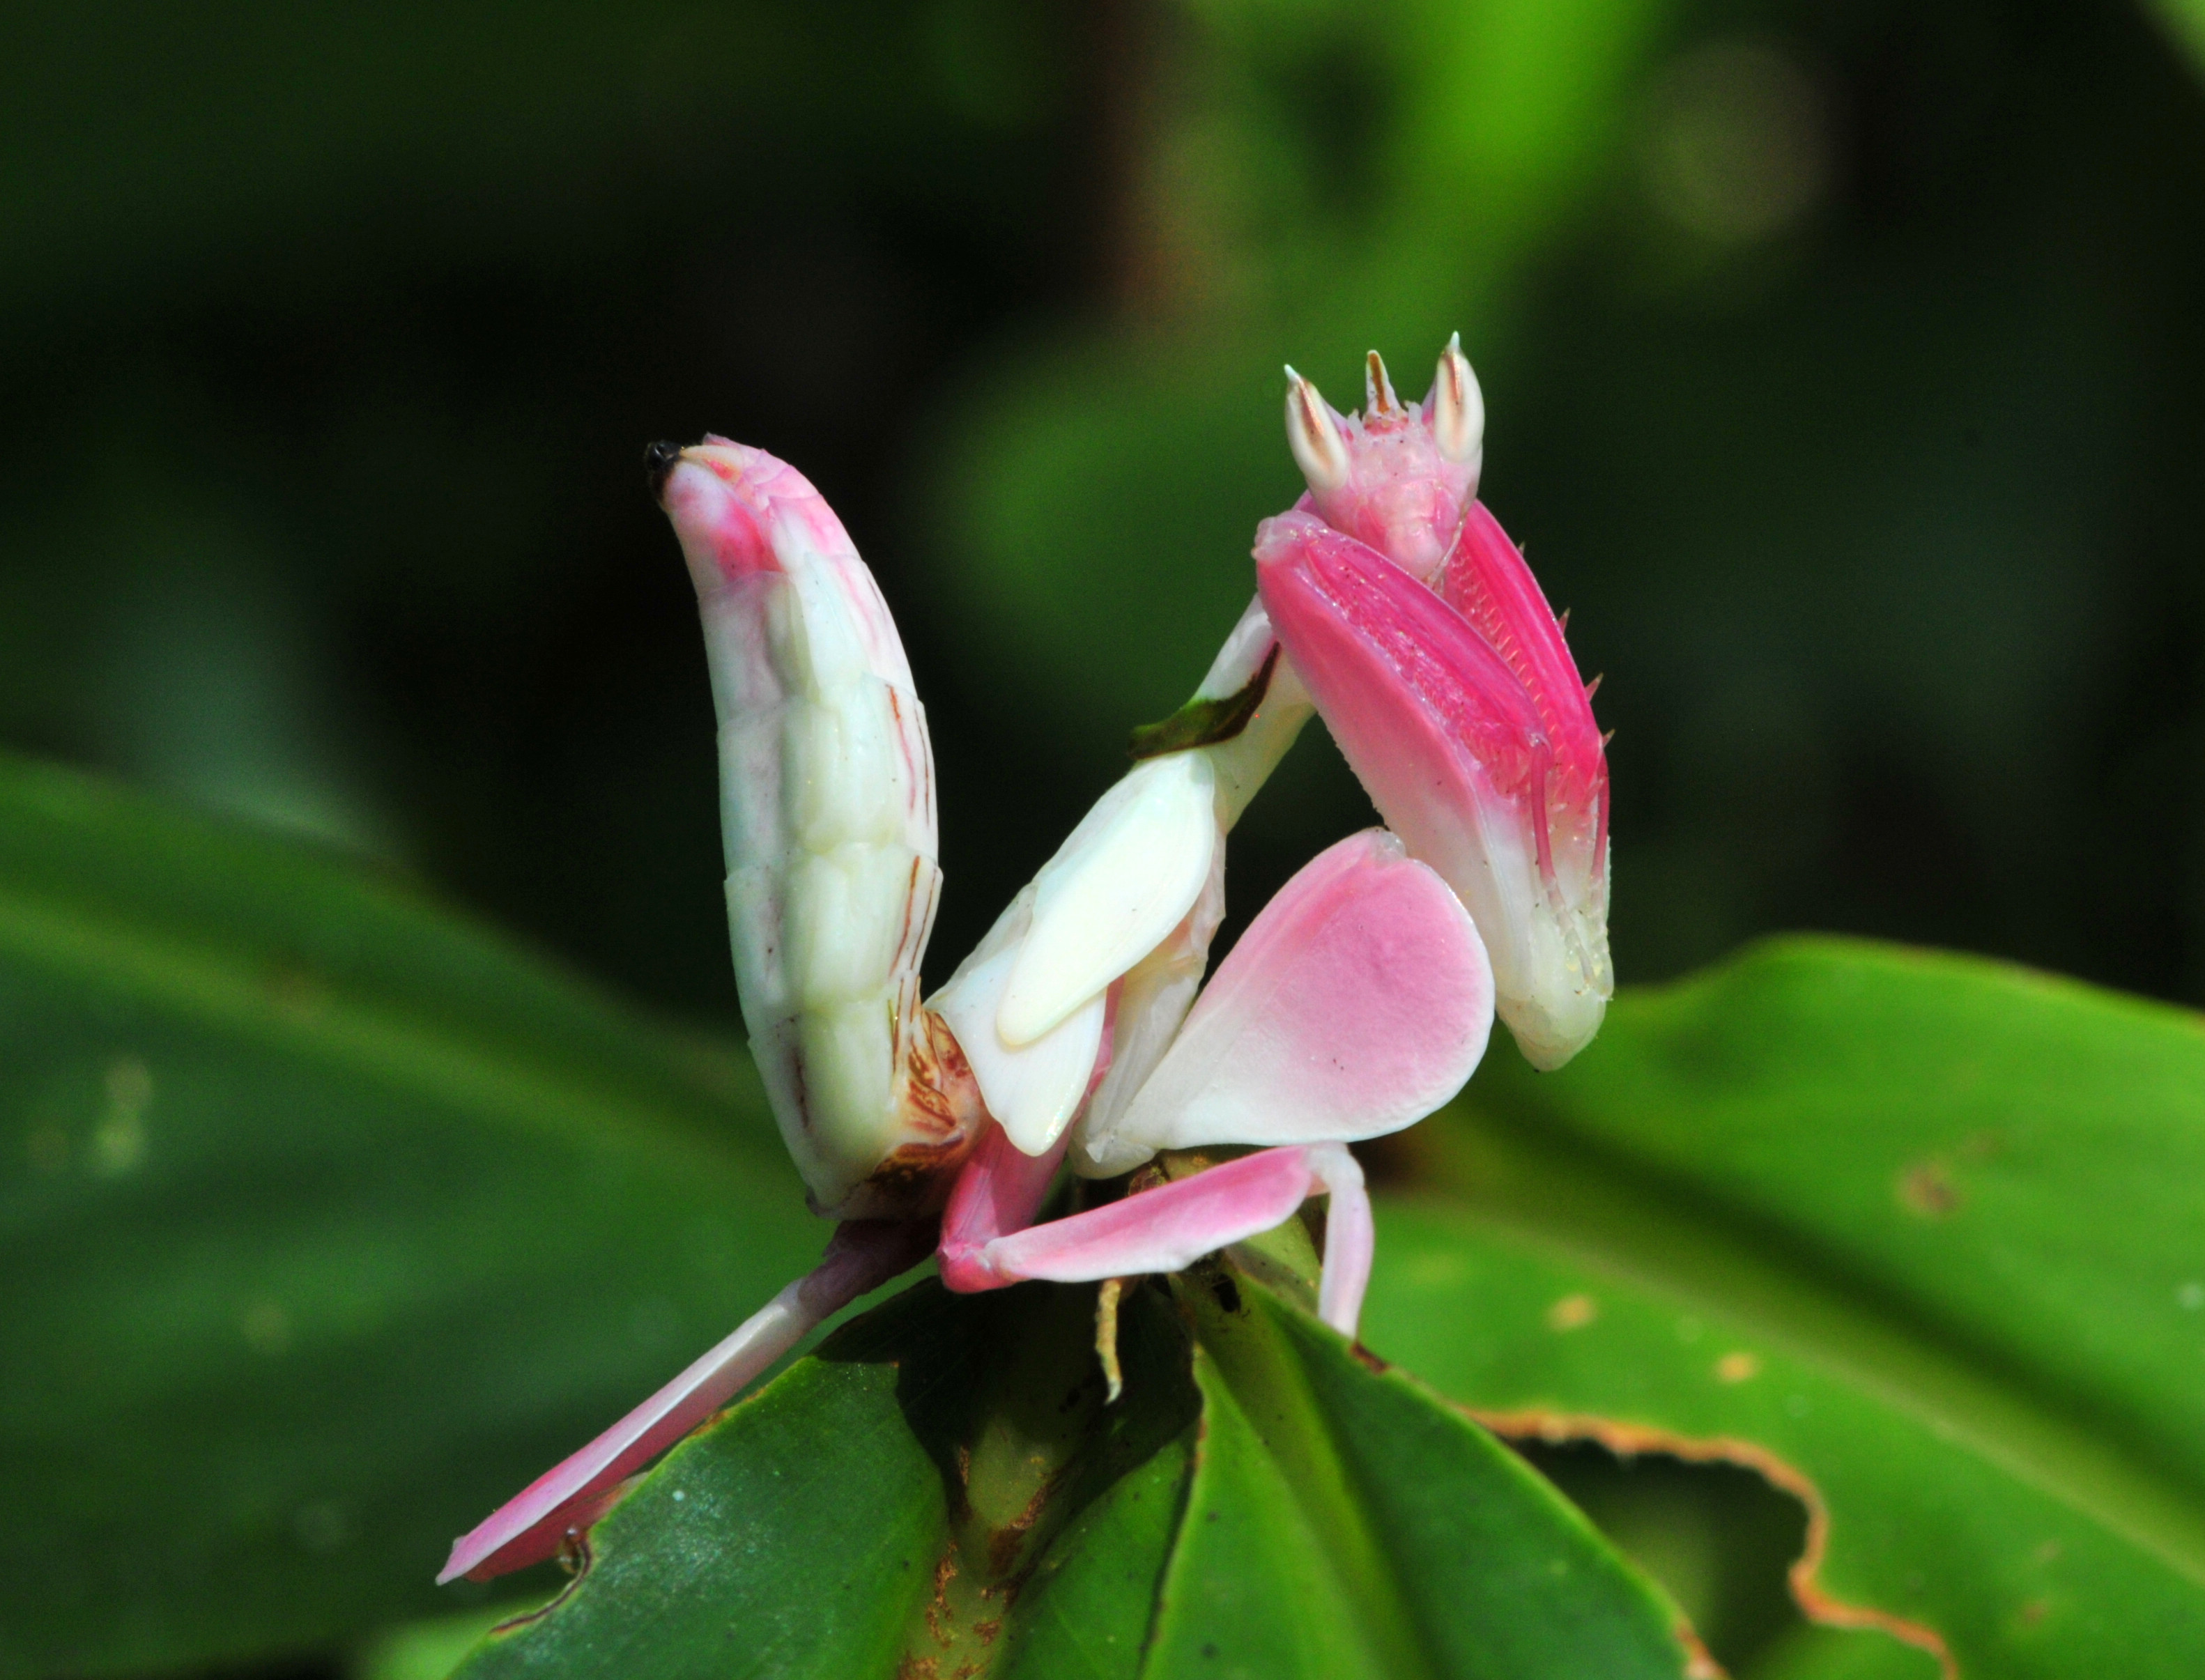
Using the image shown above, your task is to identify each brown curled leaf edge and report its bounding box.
[1471,1408,1958,1680]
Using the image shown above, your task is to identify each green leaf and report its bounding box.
[0,753,822,1677]
[455,1273,1703,1679]
[1360,937,2205,1677]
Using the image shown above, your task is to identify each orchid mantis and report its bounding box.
[440,340,1609,1585]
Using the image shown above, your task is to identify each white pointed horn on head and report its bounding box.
[1284,366,1351,493]
[1364,350,1402,417]
[1430,332,1485,465]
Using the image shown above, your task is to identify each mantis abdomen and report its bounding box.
[659,440,974,1215]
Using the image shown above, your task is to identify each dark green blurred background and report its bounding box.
[5,0,2202,1028]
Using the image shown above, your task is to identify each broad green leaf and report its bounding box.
[1362,937,2205,1677]
[1155,1277,1700,1679]
[0,753,822,1677]
[456,1274,1703,1679]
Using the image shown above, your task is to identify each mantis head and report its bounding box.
[1283,337,1484,586]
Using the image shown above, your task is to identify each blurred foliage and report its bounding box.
[0,0,2200,1026]
[1370,936,2205,1676]
[3,1,2204,1677]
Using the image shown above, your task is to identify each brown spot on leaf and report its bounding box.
[988,1477,1059,1578]
[924,1555,958,1646]
[1714,1351,1761,1384]
[1898,1161,1962,1219]
[1546,1293,1599,1332]
[1471,1408,1958,1680]
[1674,1621,1725,1679]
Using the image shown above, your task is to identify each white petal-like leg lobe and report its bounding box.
[997,752,1217,1047]
[1102,829,1492,1156]
[1073,841,1225,1178]
[933,925,1108,1157]
[438,1219,933,1585]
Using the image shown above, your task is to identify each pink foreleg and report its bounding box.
[438,1217,933,1583]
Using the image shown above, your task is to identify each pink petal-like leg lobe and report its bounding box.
[438,1219,933,1583]
[937,1120,1072,1293]
[1440,501,1606,857]
[955,1146,1366,1310]
[1096,827,1491,1159]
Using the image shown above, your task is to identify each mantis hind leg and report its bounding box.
[438,1218,932,1584]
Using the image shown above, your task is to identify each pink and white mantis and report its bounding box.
[439,340,1609,1584]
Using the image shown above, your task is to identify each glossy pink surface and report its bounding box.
[1259,510,1550,806]
[1108,826,1491,1151]
[659,438,832,581]
[974,1147,1318,1287]
[937,1120,1071,1292]
[1440,500,1607,870]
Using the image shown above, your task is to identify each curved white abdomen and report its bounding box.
[661,441,966,1215]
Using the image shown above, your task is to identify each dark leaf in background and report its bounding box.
[0,754,821,1677]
